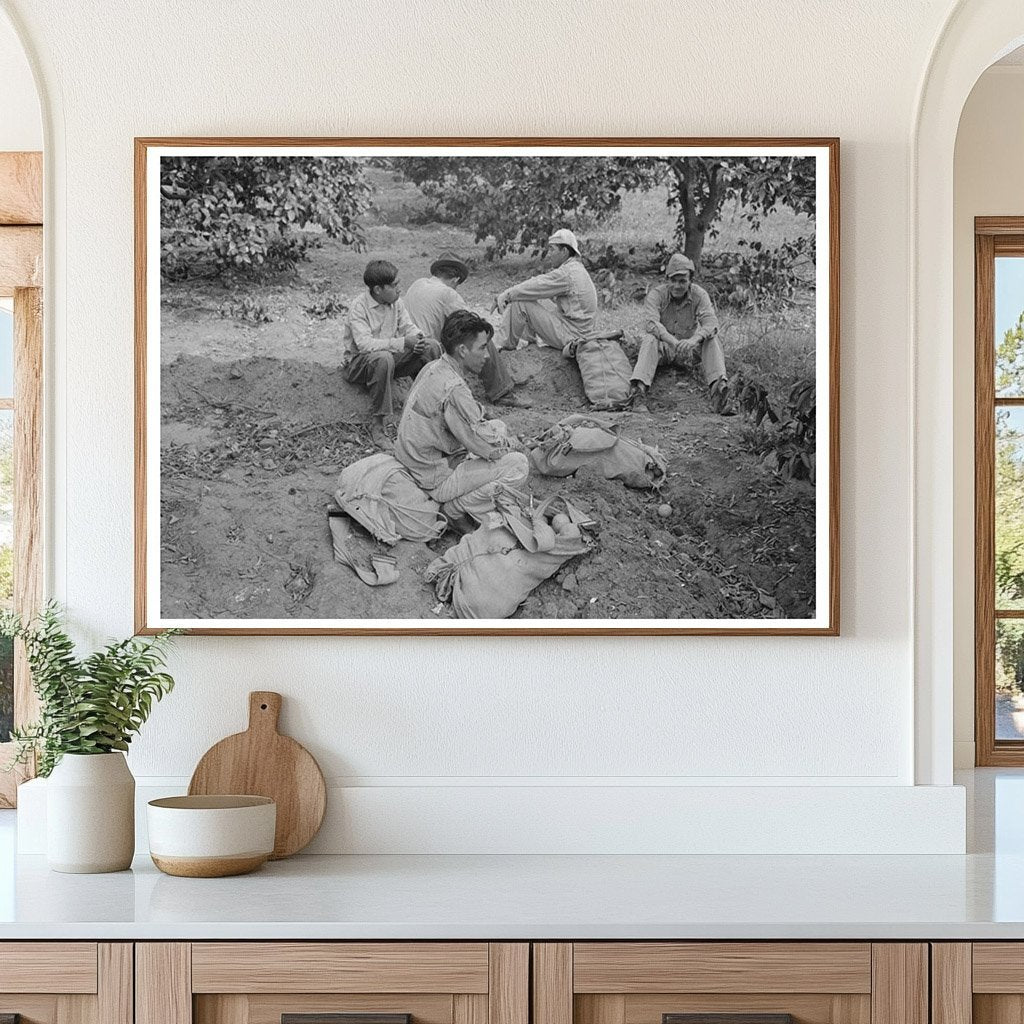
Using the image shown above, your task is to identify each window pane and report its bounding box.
[997,407,1024,610]
[998,620,1024,740]
[997,256,1024,397]
[0,409,12,742]
[0,305,12,399]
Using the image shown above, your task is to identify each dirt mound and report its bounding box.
[159,335,814,622]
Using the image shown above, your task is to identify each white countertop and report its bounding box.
[2,849,1023,940]
[2,769,1022,941]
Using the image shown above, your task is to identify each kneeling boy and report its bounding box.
[395,310,529,530]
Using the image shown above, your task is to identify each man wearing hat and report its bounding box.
[405,251,531,408]
[493,228,598,351]
[628,252,734,415]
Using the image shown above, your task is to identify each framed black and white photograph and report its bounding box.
[135,137,838,635]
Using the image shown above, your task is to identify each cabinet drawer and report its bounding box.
[533,944,925,1024]
[572,944,872,994]
[938,942,1024,1024]
[139,942,528,1024]
[191,944,491,994]
[0,943,130,1024]
[0,942,98,993]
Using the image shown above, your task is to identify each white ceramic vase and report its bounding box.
[46,752,135,873]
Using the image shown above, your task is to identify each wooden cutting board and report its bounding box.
[188,691,326,859]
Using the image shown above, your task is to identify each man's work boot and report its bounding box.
[709,379,737,416]
[627,381,649,413]
[441,504,477,536]
[492,391,533,409]
[369,419,394,450]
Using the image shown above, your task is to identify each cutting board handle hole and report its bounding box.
[260,703,268,710]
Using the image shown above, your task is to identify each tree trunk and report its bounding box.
[668,159,711,271]
[683,227,706,270]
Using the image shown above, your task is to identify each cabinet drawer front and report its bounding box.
[0,943,97,993]
[573,944,872,994]
[192,944,491,994]
[196,993,458,1024]
[973,944,1024,992]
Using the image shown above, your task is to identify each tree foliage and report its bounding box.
[0,603,179,776]
[996,313,1024,615]
[660,156,815,267]
[160,156,370,278]
[400,157,656,260]
[399,155,816,268]
[997,309,1024,395]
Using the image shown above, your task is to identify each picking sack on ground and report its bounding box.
[425,493,594,619]
[333,452,447,545]
[527,413,668,490]
[563,333,632,410]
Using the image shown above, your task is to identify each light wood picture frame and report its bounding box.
[135,137,839,636]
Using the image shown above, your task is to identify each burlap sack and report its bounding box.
[425,524,591,619]
[565,336,632,410]
[334,453,447,545]
[527,414,668,490]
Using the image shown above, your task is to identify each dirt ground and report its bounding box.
[159,172,816,622]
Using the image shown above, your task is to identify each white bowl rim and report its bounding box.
[148,795,275,810]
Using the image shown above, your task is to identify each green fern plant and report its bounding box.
[0,603,179,777]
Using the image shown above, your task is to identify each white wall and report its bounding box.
[0,0,974,852]
[0,9,39,151]
[952,65,1024,767]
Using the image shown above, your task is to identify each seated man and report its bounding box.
[395,309,529,531]
[628,253,734,415]
[403,250,530,408]
[494,228,597,351]
[343,259,442,449]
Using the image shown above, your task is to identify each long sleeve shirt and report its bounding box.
[394,355,503,490]
[403,275,469,341]
[342,290,421,366]
[504,257,598,337]
[644,281,719,344]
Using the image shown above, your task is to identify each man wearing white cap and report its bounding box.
[628,253,734,415]
[493,228,598,351]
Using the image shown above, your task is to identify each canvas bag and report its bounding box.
[334,453,447,545]
[564,335,632,410]
[528,414,668,490]
[425,523,591,620]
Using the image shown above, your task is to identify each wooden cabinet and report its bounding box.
[0,943,132,1024]
[532,944,928,1024]
[932,943,1024,1024]
[0,938,945,1024]
[136,944,528,1024]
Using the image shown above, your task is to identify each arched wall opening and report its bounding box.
[952,47,1024,767]
[914,1,1024,784]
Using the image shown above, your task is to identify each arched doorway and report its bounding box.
[914,1,1024,785]
[0,6,44,808]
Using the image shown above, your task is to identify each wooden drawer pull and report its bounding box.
[283,1016,411,1024]
[664,1016,795,1024]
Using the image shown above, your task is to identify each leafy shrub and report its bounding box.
[702,236,814,310]
[160,156,370,278]
[304,292,349,319]
[735,375,816,482]
[1,603,179,777]
[218,296,271,323]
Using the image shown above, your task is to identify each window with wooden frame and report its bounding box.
[0,151,43,806]
[975,217,1024,764]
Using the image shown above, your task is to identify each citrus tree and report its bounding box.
[398,155,816,269]
[160,156,370,278]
